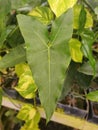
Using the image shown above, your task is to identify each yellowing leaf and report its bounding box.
[15,63,30,77]
[69,38,83,63]
[15,63,37,99]
[74,5,93,29]
[48,0,77,17]
[28,6,54,24]
[17,105,40,130]
[17,105,36,121]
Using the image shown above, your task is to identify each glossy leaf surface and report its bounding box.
[17,9,73,121]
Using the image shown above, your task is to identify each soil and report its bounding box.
[39,118,74,130]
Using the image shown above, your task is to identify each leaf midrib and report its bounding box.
[51,16,65,45]
[33,29,48,47]
[48,46,51,106]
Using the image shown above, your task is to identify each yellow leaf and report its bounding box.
[69,38,83,63]
[74,5,93,29]
[48,0,77,17]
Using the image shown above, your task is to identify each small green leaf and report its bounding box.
[15,64,37,99]
[78,5,86,32]
[81,29,96,74]
[28,6,54,24]
[78,61,98,77]
[74,5,93,29]
[86,90,98,102]
[0,45,26,69]
[69,38,83,63]
[48,0,77,17]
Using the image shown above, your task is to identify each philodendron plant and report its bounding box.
[0,0,98,127]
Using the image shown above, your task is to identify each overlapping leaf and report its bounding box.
[69,38,83,63]
[48,0,77,17]
[17,9,73,121]
[29,6,54,25]
[15,63,37,99]
[17,105,40,130]
[0,45,26,69]
[74,5,93,29]
[81,29,96,75]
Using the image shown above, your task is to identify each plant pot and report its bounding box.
[57,102,88,118]
[88,101,98,124]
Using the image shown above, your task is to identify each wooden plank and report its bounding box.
[2,96,98,130]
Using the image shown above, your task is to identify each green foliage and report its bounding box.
[17,9,73,122]
[10,0,41,10]
[0,45,26,69]
[29,6,54,25]
[81,29,96,74]
[73,4,93,29]
[78,61,98,77]
[15,63,37,99]
[48,0,77,17]
[0,88,3,109]
[17,105,40,130]
[69,38,83,63]
[0,0,98,125]
[0,0,11,47]
[86,90,98,102]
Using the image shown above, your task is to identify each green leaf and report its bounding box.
[0,0,11,48]
[15,63,37,99]
[81,29,96,74]
[60,61,93,100]
[0,88,3,109]
[76,71,92,89]
[69,38,83,63]
[85,0,98,10]
[10,0,41,9]
[78,61,98,77]
[48,0,77,17]
[74,5,93,29]
[7,26,24,48]
[86,90,98,102]
[17,9,73,121]
[0,45,26,69]
[59,61,78,100]
[78,5,86,32]
[28,6,54,25]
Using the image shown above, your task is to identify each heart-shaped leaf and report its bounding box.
[17,9,73,121]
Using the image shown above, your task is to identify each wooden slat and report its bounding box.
[2,96,98,130]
